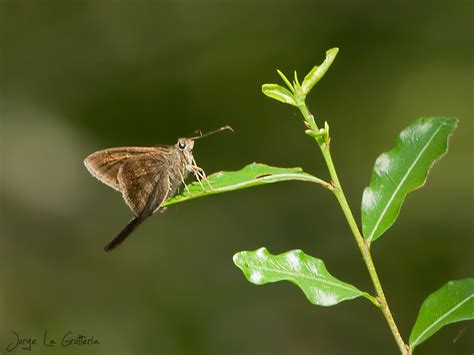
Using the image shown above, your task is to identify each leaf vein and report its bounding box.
[251,265,359,294]
[412,294,474,346]
[212,173,322,191]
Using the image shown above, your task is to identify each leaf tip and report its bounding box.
[232,252,242,266]
[327,47,339,56]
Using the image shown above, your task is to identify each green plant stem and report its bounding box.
[297,104,410,355]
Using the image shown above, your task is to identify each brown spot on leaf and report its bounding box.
[255,173,273,179]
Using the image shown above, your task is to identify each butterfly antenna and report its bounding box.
[190,125,234,140]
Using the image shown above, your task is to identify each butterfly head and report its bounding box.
[176,137,195,153]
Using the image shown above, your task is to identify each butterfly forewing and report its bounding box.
[84,147,160,191]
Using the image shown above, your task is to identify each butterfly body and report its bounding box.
[84,125,232,252]
[84,138,198,251]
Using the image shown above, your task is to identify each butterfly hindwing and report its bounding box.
[117,154,171,217]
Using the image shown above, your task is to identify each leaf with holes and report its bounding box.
[162,163,327,206]
[409,278,474,350]
[233,248,375,306]
[361,117,458,243]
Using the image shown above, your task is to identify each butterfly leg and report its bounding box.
[188,165,206,190]
[191,158,213,190]
[178,169,191,194]
[192,165,212,191]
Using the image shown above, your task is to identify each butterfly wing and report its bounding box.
[84,147,159,191]
[117,153,171,217]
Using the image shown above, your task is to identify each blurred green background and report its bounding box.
[1,1,472,354]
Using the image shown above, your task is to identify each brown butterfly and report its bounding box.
[84,126,233,251]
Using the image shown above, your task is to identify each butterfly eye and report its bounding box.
[178,142,186,150]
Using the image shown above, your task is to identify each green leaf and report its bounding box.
[233,248,376,306]
[162,163,327,207]
[301,47,339,95]
[261,84,296,106]
[361,117,458,243]
[409,278,474,350]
